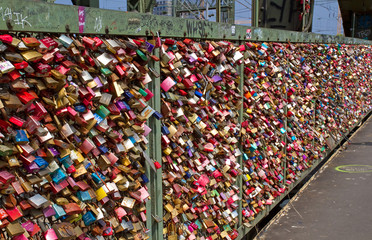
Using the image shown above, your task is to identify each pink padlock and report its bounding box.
[12,234,28,240]
[160,77,176,92]
[80,138,95,154]
[44,229,59,240]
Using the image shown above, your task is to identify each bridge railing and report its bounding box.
[0,1,371,240]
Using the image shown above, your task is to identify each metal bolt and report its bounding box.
[6,19,12,29]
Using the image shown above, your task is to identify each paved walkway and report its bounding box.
[255,117,372,240]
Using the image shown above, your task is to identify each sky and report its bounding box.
[54,0,343,35]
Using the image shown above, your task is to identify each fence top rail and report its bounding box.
[0,0,371,45]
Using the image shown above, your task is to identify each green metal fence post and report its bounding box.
[312,100,316,155]
[237,58,244,228]
[144,149,153,239]
[148,47,163,240]
[216,0,221,23]
[146,45,156,239]
[282,68,288,185]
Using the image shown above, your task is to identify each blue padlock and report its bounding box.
[74,104,86,113]
[15,130,29,144]
[34,157,49,170]
[153,111,163,120]
[92,172,105,184]
[141,174,149,184]
[170,142,177,149]
[161,125,170,135]
[129,136,136,144]
[185,171,191,179]
[77,191,92,202]
[51,168,67,184]
[59,156,73,169]
[83,211,96,226]
[195,90,203,98]
[93,113,104,124]
[98,145,109,154]
[123,90,134,101]
[53,204,66,219]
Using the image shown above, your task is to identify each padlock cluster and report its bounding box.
[160,39,372,240]
[0,34,160,239]
[0,32,372,240]
[240,42,372,223]
[160,39,243,239]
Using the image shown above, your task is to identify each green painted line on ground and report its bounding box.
[335,164,372,173]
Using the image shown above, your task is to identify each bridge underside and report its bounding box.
[339,0,372,39]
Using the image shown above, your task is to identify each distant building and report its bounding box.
[153,0,173,16]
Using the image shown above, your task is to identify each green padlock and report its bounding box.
[136,49,148,61]
[96,105,111,119]
[138,88,148,97]
[100,67,112,76]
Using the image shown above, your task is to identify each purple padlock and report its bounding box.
[48,147,60,157]
[115,100,127,111]
[43,205,56,218]
[24,161,40,173]
[93,76,103,88]
[212,75,222,83]
[145,41,155,53]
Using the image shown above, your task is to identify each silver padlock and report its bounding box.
[97,52,114,67]
[80,70,93,83]
[0,60,15,74]
[58,34,73,48]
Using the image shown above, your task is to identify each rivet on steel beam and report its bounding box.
[65,24,70,33]
[6,19,12,30]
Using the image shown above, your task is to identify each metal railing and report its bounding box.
[1,1,372,240]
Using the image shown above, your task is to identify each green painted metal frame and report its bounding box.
[147,49,156,239]
[148,48,163,240]
[282,67,289,185]
[0,1,371,239]
[237,59,244,229]
[1,0,372,45]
